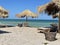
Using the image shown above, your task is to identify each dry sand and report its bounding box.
[0,26,60,45]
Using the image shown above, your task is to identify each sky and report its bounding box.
[0,0,58,20]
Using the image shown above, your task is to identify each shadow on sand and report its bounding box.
[0,30,11,34]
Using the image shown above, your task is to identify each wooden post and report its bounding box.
[26,16,28,22]
[58,11,60,33]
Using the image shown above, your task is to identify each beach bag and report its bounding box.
[44,32,57,41]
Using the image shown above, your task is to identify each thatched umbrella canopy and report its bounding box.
[0,6,8,18]
[16,9,37,22]
[38,3,49,13]
[45,2,60,32]
[37,0,60,32]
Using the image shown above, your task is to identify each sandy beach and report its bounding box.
[0,26,60,45]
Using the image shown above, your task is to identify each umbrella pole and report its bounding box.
[26,16,28,22]
[58,11,60,33]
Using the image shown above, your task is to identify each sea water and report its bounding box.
[0,19,58,28]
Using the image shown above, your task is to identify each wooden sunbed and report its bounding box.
[38,27,50,33]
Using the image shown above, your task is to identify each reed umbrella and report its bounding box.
[45,2,60,32]
[16,9,37,22]
[38,3,49,13]
[0,6,8,18]
[37,0,60,32]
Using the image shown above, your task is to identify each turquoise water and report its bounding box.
[0,19,58,28]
